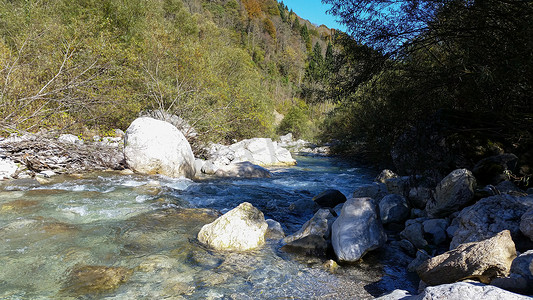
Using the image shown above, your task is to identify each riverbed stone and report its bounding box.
[417,230,516,285]
[413,282,531,300]
[124,117,196,179]
[408,186,433,209]
[520,207,533,241]
[214,161,272,178]
[58,134,83,144]
[407,249,431,272]
[491,250,533,295]
[384,176,410,196]
[374,169,398,183]
[265,219,285,240]
[283,209,334,244]
[0,158,18,179]
[312,189,347,208]
[426,169,476,218]
[197,202,268,251]
[401,222,427,249]
[331,197,387,262]
[379,194,410,224]
[63,265,133,295]
[352,183,388,202]
[281,235,328,257]
[229,138,296,166]
[450,194,533,249]
[422,218,448,245]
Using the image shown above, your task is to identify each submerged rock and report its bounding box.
[417,230,516,286]
[63,265,133,295]
[426,169,476,218]
[124,117,196,179]
[331,197,387,262]
[197,202,268,251]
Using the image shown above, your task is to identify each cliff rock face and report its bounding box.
[124,117,196,179]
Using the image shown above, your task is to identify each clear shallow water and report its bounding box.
[0,156,415,299]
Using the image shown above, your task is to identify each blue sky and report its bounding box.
[281,0,347,31]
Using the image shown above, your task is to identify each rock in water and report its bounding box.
[63,265,133,295]
[197,202,268,251]
[312,189,347,208]
[331,197,387,262]
[417,230,516,285]
[426,169,476,217]
[214,161,272,178]
[124,117,195,179]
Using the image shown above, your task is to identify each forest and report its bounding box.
[1,0,531,183]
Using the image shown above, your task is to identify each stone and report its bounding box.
[63,265,133,295]
[200,160,218,175]
[426,169,476,218]
[58,134,83,144]
[279,133,293,144]
[413,282,531,300]
[473,153,519,186]
[375,289,412,300]
[37,170,56,178]
[229,138,296,166]
[491,250,533,295]
[352,182,388,202]
[401,222,428,249]
[283,209,334,244]
[408,186,433,209]
[407,250,431,272]
[0,158,18,179]
[214,162,272,178]
[281,235,328,257]
[496,180,525,195]
[312,189,347,208]
[450,194,533,249]
[384,176,410,196]
[422,219,448,245]
[417,230,516,285]
[197,202,268,251]
[520,208,533,241]
[124,117,196,179]
[375,169,398,183]
[379,194,410,224]
[398,239,417,257]
[331,197,387,262]
[265,219,285,240]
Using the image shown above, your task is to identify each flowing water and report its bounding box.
[0,156,416,299]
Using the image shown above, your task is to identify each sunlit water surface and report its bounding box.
[0,156,416,299]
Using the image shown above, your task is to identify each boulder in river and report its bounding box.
[449,194,533,249]
[214,161,272,178]
[425,169,476,218]
[63,265,133,295]
[197,202,268,251]
[417,230,516,285]
[283,209,334,244]
[331,197,387,262]
[124,117,196,179]
[379,194,410,224]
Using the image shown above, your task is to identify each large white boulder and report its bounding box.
[197,202,268,251]
[0,158,18,179]
[124,117,196,179]
[331,197,387,262]
[414,282,530,300]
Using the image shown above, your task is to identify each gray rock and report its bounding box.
[265,219,285,240]
[401,222,428,249]
[520,208,533,241]
[450,194,533,249]
[352,183,388,202]
[385,176,410,196]
[214,162,272,178]
[375,169,398,183]
[491,250,533,295]
[408,187,433,209]
[331,197,387,262]
[417,230,516,286]
[200,160,218,175]
[408,250,431,273]
[197,202,268,251]
[124,117,196,179]
[422,219,448,245]
[496,181,525,195]
[58,134,83,144]
[426,169,477,218]
[283,209,334,244]
[375,289,412,300]
[281,235,328,257]
[207,138,296,167]
[380,194,410,224]
[410,208,427,219]
[0,158,18,179]
[413,282,530,300]
[398,239,417,257]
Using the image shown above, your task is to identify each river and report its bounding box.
[0,155,417,299]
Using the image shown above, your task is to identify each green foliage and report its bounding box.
[277,99,309,139]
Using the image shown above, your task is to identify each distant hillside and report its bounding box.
[0,0,337,144]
